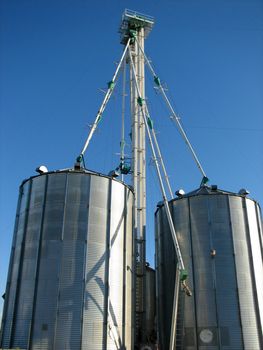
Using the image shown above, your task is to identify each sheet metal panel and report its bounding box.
[125,190,133,349]
[1,170,133,350]
[154,206,160,341]
[229,196,262,350]
[246,199,263,333]
[155,204,165,349]
[31,239,62,349]
[209,195,243,349]
[82,175,109,350]
[107,180,125,349]
[145,265,156,343]
[172,198,196,349]
[1,180,31,348]
[190,196,217,335]
[155,202,176,350]
[54,173,89,350]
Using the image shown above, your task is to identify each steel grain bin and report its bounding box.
[1,169,134,350]
[155,186,263,350]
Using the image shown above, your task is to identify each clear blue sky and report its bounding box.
[1,0,263,318]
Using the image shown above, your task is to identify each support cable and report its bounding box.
[135,37,209,185]
[76,38,131,162]
[144,104,173,199]
[128,47,189,283]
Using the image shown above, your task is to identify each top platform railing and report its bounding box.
[123,9,154,24]
[119,9,154,44]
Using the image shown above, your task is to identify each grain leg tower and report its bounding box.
[119,10,154,346]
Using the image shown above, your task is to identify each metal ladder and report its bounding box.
[175,288,185,349]
[169,267,185,350]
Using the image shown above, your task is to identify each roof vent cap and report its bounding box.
[108,169,120,178]
[157,201,163,208]
[175,189,185,197]
[35,165,48,174]
[239,188,250,196]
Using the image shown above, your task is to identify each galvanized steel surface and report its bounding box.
[145,265,156,344]
[0,169,133,350]
[155,187,263,350]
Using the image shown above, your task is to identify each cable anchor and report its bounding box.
[107,81,115,90]
[75,154,86,170]
[154,75,161,86]
[137,96,144,106]
[200,176,209,187]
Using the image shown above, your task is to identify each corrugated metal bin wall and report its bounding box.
[0,170,134,350]
[145,264,156,344]
[155,187,263,350]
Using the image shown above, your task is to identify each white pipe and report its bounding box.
[79,38,131,157]
[169,267,180,350]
